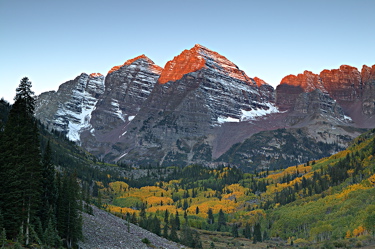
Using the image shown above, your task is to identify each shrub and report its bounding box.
[142,238,150,244]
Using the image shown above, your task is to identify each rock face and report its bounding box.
[80,55,162,157]
[277,65,375,127]
[112,44,278,165]
[35,44,375,171]
[35,73,105,142]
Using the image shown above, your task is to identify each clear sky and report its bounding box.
[1,0,374,103]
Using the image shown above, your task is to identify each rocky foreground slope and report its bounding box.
[78,205,185,249]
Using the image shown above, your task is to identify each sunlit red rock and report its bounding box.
[319,65,362,101]
[89,73,103,77]
[108,55,162,75]
[280,71,325,93]
[253,77,268,87]
[158,44,253,85]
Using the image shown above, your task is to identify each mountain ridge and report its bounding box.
[35,44,375,170]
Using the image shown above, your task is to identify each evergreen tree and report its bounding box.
[0,77,42,242]
[151,215,161,236]
[207,208,214,224]
[231,224,239,237]
[253,223,262,243]
[243,223,251,239]
[217,209,226,231]
[164,209,169,224]
[169,221,179,242]
[56,173,82,248]
[39,141,57,230]
[181,225,202,248]
[175,211,180,230]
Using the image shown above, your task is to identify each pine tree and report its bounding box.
[57,173,82,248]
[175,211,180,230]
[169,222,179,242]
[217,209,226,231]
[231,224,239,237]
[164,209,169,224]
[39,141,57,230]
[207,208,214,224]
[0,77,42,242]
[253,223,262,243]
[162,224,168,239]
[243,223,251,239]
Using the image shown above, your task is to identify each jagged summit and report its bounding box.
[108,54,162,75]
[279,64,375,93]
[253,77,268,87]
[89,73,103,78]
[280,70,326,93]
[158,44,256,85]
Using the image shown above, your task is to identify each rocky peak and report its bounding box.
[89,73,103,77]
[253,77,268,87]
[82,54,163,154]
[158,44,254,86]
[35,73,105,141]
[280,70,326,93]
[319,65,362,101]
[361,64,375,85]
[108,55,162,75]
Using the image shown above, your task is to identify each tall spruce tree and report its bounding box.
[0,77,42,243]
[56,173,82,248]
[39,141,57,230]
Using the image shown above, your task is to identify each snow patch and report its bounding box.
[128,115,135,121]
[240,103,280,121]
[217,116,240,124]
[118,152,128,160]
[343,115,352,122]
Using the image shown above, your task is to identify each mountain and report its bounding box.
[80,55,162,158]
[109,44,279,166]
[278,65,375,127]
[35,72,105,142]
[35,45,375,171]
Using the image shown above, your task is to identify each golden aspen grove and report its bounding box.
[92,129,375,248]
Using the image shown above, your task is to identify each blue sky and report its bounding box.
[1,0,374,103]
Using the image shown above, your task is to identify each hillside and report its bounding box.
[79,205,184,249]
[95,128,375,248]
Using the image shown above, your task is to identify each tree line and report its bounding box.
[0,77,82,248]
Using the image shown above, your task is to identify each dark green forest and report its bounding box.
[0,78,82,248]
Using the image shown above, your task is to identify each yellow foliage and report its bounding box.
[107,204,139,215]
[336,184,370,200]
[345,230,351,238]
[109,181,129,193]
[239,209,266,224]
[147,205,178,213]
[146,196,173,206]
[187,199,238,217]
[96,181,104,188]
[293,238,309,245]
[119,185,169,201]
[347,169,355,177]
[353,226,366,237]
[267,165,312,182]
[368,174,375,186]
